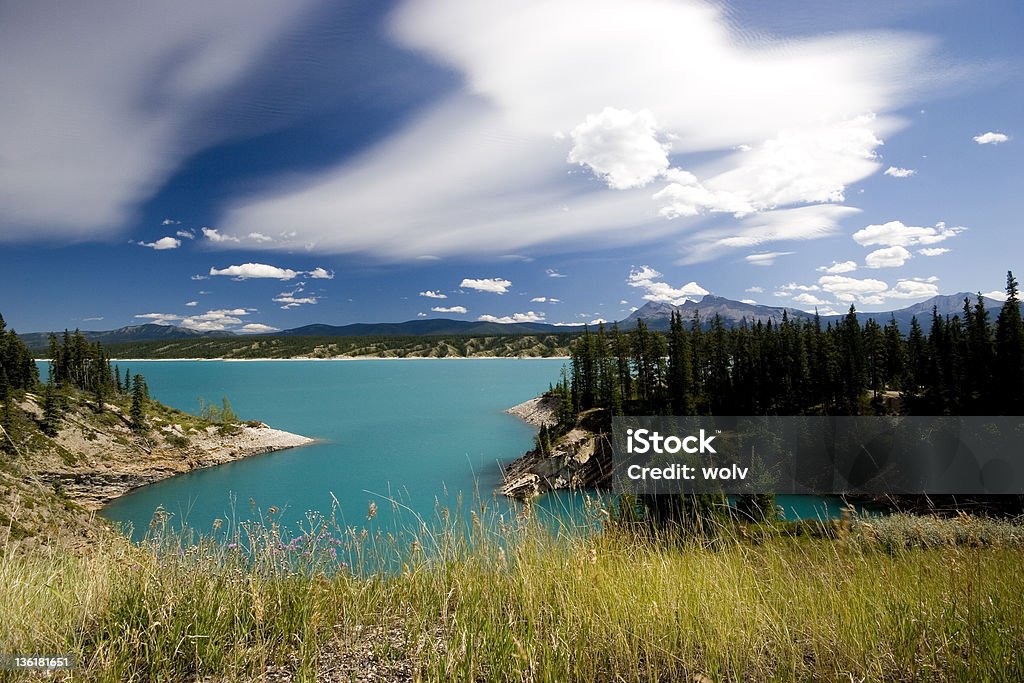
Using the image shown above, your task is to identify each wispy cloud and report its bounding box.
[745,252,793,267]
[432,306,468,314]
[0,1,318,240]
[546,269,567,278]
[530,297,560,303]
[419,290,448,299]
[215,0,939,260]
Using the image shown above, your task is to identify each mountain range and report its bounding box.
[19,292,1010,348]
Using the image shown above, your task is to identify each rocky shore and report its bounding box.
[500,395,611,499]
[1,393,313,547]
[42,418,314,510]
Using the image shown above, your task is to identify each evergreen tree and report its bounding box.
[41,380,62,436]
[995,271,1024,414]
[130,374,147,432]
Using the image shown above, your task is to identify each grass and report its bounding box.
[2,504,1023,682]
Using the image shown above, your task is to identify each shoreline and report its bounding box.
[35,405,316,511]
[38,356,572,362]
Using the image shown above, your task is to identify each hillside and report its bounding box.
[0,389,312,548]
[94,333,577,360]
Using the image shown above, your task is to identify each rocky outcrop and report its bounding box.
[2,392,314,547]
[501,398,612,499]
[37,422,313,510]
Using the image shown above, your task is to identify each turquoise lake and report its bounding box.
[40,359,856,540]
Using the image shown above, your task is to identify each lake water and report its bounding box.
[41,359,856,540]
[100,359,585,540]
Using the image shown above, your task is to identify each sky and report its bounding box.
[0,0,1020,334]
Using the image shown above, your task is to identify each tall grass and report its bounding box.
[2,503,1023,681]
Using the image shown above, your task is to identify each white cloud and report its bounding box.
[138,236,181,250]
[185,301,198,307]
[419,290,448,299]
[982,290,1008,302]
[817,260,858,274]
[215,0,938,259]
[865,245,912,268]
[248,232,273,243]
[210,263,299,280]
[852,220,964,247]
[417,312,428,317]
[888,279,940,299]
[918,247,949,257]
[627,265,708,305]
[308,267,334,279]
[740,299,757,305]
[973,131,1008,145]
[273,295,318,307]
[818,275,889,304]
[791,293,833,306]
[745,286,764,293]
[238,323,280,334]
[477,311,546,323]
[460,277,512,294]
[530,296,560,303]
[134,313,181,324]
[777,282,821,292]
[588,318,607,325]
[432,306,468,314]
[176,229,195,239]
[655,115,885,220]
[568,107,670,190]
[179,308,250,331]
[883,166,917,178]
[191,274,209,281]
[161,219,179,226]
[681,205,860,264]
[0,1,319,241]
[745,251,794,267]
[202,227,241,244]
[546,269,567,278]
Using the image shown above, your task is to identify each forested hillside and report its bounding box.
[89,333,576,359]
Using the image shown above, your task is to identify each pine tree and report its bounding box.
[995,271,1024,414]
[41,380,62,436]
[130,374,147,432]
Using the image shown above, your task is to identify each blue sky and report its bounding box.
[1,0,1020,334]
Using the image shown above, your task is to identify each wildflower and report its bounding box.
[212,518,223,531]
[367,501,377,521]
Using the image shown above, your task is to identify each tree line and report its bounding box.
[558,272,1024,526]
[568,272,1024,419]
[1,322,150,452]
